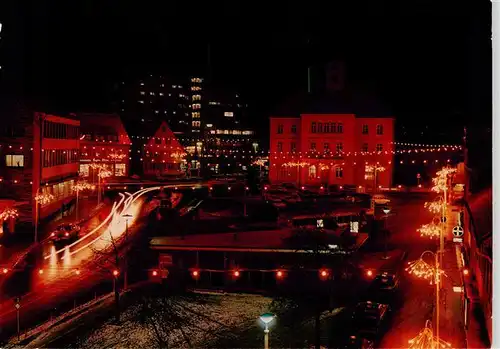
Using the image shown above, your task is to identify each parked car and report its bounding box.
[351,301,391,339]
[371,194,391,205]
[50,223,81,245]
[371,272,400,292]
[340,335,375,349]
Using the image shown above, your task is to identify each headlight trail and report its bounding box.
[62,186,160,259]
[44,193,126,260]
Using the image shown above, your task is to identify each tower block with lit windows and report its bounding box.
[269,114,395,189]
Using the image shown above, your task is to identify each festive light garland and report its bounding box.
[408,321,452,349]
[431,167,457,193]
[424,199,445,214]
[35,193,55,205]
[417,223,442,239]
[0,208,19,220]
[405,257,444,285]
[72,180,96,192]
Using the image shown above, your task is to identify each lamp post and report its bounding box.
[97,169,112,206]
[283,161,308,187]
[259,313,275,349]
[367,164,385,194]
[34,192,54,244]
[382,207,391,259]
[72,181,96,221]
[122,213,133,290]
[406,250,447,348]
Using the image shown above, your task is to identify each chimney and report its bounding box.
[325,61,345,92]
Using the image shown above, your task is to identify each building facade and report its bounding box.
[0,108,80,224]
[269,114,394,189]
[142,121,186,178]
[78,113,131,180]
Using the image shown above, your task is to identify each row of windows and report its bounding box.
[276,123,385,135]
[82,134,119,142]
[43,121,80,140]
[192,95,201,101]
[43,149,79,168]
[192,104,201,110]
[311,122,343,134]
[363,124,384,135]
[192,112,200,118]
[278,166,344,180]
[5,154,24,167]
[276,142,384,152]
[192,121,201,127]
[80,163,126,177]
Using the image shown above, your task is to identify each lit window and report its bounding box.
[206,124,213,127]
[337,123,344,133]
[365,166,375,180]
[277,142,283,152]
[335,167,343,178]
[140,82,144,86]
[311,122,317,133]
[5,155,24,167]
[318,122,323,133]
[331,123,337,133]
[140,91,145,95]
[224,112,234,117]
[115,164,126,176]
[362,124,369,134]
[150,92,155,96]
[376,144,383,152]
[291,142,296,152]
[291,125,297,133]
[336,143,343,153]
[138,100,144,104]
[172,85,177,88]
[179,85,183,88]
[155,110,159,114]
[79,164,89,177]
[376,124,384,135]
[362,143,369,152]
[324,123,330,133]
[311,142,316,151]
[160,84,164,87]
[277,124,284,134]
[309,165,317,179]
[159,92,164,96]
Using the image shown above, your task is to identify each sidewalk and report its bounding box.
[442,205,490,349]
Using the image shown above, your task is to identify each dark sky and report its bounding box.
[2,0,491,129]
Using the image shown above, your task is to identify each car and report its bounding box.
[371,194,390,205]
[340,335,375,349]
[371,272,400,291]
[50,223,81,245]
[351,301,391,339]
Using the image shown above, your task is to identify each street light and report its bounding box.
[406,250,447,346]
[259,312,276,349]
[34,192,55,243]
[122,213,133,290]
[97,169,112,206]
[72,180,96,221]
[382,207,391,259]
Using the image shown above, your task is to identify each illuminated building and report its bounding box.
[190,77,203,134]
[78,113,131,179]
[269,114,394,188]
[142,121,186,178]
[115,75,191,135]
[0,107,80,223]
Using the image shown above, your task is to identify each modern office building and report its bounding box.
[0,105,80,224]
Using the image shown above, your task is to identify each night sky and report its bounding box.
[2,1,491,132]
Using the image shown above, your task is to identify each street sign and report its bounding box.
[452,225,464,238]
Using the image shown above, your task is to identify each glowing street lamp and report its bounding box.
[72,180,96,221]
[417,223,442,239]
[382,207,391,259]
[406,250,447,346]
[34,192,55,243]
[97,169,112,205]
[408,320,451,349]
[259,313,276,349]
[122,213,133,290]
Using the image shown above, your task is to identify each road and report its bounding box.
[0,185,193,343]
[375,193,447,348]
